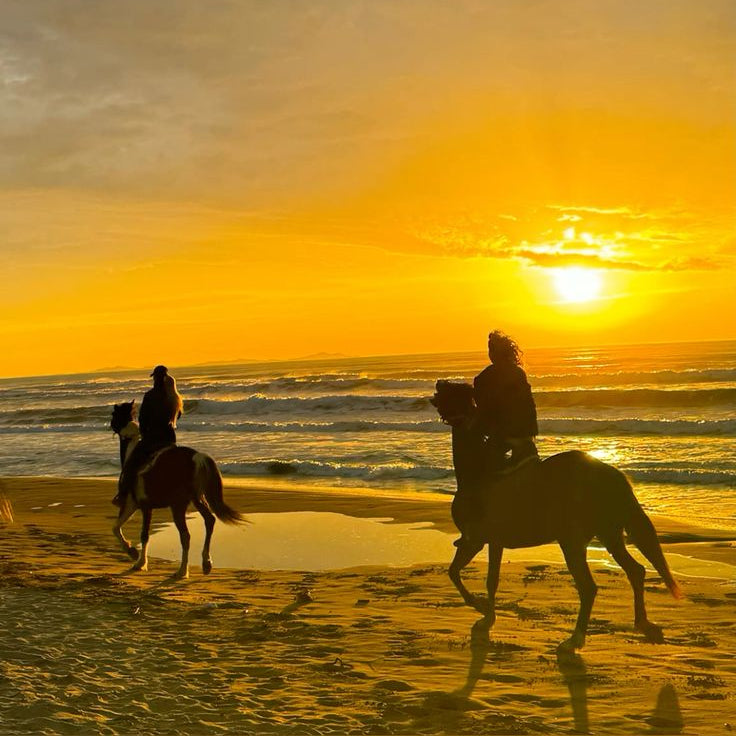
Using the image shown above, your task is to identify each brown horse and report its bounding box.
[431,380,681,650]
[111,401,244,578]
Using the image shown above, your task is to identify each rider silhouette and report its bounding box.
[115,365,183,506]
[473,331,538,471]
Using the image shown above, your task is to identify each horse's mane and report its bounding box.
[111,401,137,435]
[430,380,475,425]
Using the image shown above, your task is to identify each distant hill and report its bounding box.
[91,365,137,373]
[294,352,351,361]
[188,352,351,368]
[190,358,263,367]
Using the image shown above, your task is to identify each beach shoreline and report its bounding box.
[1,475,734,734]
[3,475,734,567]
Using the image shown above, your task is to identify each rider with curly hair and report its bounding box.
[473,331,539,471]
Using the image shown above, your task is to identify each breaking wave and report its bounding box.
[3,410,736,438]
[215,459,735,487]
[218,459,454,482]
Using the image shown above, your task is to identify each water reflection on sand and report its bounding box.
[150,511,586,572]
[153,511,458,570]
[151,510,736,577]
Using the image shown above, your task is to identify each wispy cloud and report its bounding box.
[405,204,733,272]
[514,249,721,271]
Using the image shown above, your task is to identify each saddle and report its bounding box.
[133,445,176,503]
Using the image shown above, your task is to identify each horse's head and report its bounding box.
[111,401,137,435]
[430,380,476,426]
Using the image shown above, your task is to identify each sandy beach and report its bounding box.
[0,476,734,735]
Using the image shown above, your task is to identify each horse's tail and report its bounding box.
[623,486,682,600]
[193,453,245,524]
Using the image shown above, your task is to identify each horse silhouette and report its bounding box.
[111,401,244,578]
[431,380,681,650]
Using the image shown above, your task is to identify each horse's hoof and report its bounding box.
[558,631,585,652]
[471,596,492,616]
[638,621,665,644]
[202,560,213,575]
[471,616,494,642]
[173,569,189,580]
[130,563,147,573]
[557,638,575,654]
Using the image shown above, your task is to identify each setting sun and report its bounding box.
[552,267,603,303]
[0,4,735,733]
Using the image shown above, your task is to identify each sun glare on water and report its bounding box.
[552,267,603,303]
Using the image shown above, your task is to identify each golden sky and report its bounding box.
[1,1,735,377]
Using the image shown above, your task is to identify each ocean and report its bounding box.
[1,340,735,531]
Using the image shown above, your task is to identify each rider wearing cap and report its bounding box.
[114,365,183,506]
[139,365,181,448]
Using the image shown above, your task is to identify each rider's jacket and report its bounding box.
[473,363,538,439]
[138,386,178,449]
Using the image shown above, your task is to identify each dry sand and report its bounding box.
[0,476,734,735]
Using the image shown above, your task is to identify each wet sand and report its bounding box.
[0,476,734,735]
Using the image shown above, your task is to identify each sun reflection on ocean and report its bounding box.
[587,444,624,465]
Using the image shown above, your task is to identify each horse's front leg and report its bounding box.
[448,537,487,614]
[559,539,598,651]
[113,496,140,561]
[484,543,503,627]
[171,503,191,579]
[130,507,152,572]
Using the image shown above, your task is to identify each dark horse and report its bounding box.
[111,401,244,578]
[431,380,681,650]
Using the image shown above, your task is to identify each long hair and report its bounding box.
[163,374,184,426]
[488,330,524,367]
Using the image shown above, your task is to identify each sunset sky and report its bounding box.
[2,1,735,377]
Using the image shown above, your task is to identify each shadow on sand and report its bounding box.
[413,615,684,734]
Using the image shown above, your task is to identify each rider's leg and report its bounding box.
[484,435,510,472]
[507,436,539,466]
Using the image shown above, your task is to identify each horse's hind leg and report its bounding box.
[601,531,664,643]
[193,498,216,575]
[448,538,487,614]
[559,539,597,651]
[171,503,191,579]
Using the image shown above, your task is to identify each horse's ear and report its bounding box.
[131,399,136,406]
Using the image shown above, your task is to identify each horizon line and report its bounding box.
[2,336,735,382]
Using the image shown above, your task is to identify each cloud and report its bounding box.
[1,0,734,208]
[515,249,721,272]
[515,249,648,270]
[549,205,647,218]
[391,200,736,275]
[658,256,722,271]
